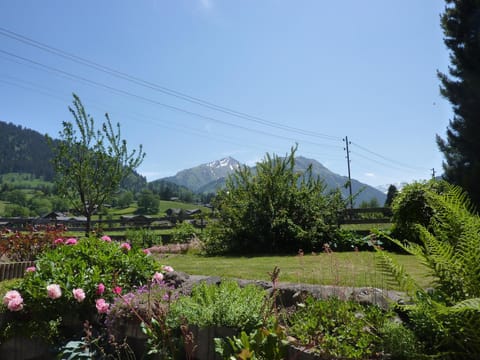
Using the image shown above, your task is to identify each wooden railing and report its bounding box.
[339,207,393,225]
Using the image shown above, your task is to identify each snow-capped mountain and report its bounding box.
[161,157,241,192]
[375,182,408,194]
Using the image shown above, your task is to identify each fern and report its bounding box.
[378,183,480,357]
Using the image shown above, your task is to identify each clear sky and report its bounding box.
[0,1,452,187]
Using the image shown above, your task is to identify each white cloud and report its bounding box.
[364,172,376,178]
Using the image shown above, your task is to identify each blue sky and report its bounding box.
[0,1,451,187]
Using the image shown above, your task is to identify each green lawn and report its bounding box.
[156,252,431,291]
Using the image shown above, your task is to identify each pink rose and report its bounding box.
[143,249,151,255]
[152,271,164,283]
[7,296,23,312]
[25,266,36,273]
[96,298,110,314]
[96,283,105,295]
[162,265,174,273]
[113,286,122,295]
[65,238,78,245]
[101,235,112,242]
[120,242,131,251]
[47,284,62,299]
[72,288,86,302]
[54,238,64,245]
[3,290,22,306]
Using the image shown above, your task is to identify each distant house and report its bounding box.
[120,215,154,226]
[165,208,183,217]
[185,209,201,216]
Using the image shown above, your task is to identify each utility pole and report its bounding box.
[431,168,436,179]
[343,136,353,209]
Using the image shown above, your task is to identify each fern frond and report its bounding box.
[375,250,423,296]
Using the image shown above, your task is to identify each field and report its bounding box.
[156,252,432,290]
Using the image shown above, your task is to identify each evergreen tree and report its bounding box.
[436,0,480,208]
[384,184,398,207]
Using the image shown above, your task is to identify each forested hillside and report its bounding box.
[0,121,56,180]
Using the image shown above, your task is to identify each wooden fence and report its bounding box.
[339,207,392,225]
[0,261,36,281]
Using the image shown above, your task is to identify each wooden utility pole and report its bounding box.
[343,136,353,209]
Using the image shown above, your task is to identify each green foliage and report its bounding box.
[207,146,345,254]
[379,321,422,360]
[215,322,288,360]
[391,180,449,244]
[125,227,160,248]
[48,94,145,234]
[3,203,30,217]
[171,221,199,243]
[436,0,480,209]
[136,189,160,215]
[1,236,158,342]
[168,280,266,331]
[377,183,480,357]
[385,184,398,207]
[287,296,392,359]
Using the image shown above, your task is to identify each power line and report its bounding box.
[0,26,341,142]
[0,49,343,150]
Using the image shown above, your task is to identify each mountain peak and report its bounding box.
[207,157,241,171]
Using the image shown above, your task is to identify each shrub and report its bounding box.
[0,225,66,261]
[377,183,480,357]
[168,280,266,331]
[0,235,160,343]
[171,221,199,244]
[287,295,395,359]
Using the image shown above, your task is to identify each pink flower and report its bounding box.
[113,286,122,295]
[96,298,110,314]
[3,290,22,306]
[162,265,174,273]
[7,296,23,312]
[54,238,64,245]
[3,290,24,312]
[120,242,131,251]
[143,249,151,256]
[152,271,164,283]
[72,288,86,302]
[47,284,62,299]
[25,266,36,273]
[65,238,78,245]
[96,283,105,295]
[101,235,112,242]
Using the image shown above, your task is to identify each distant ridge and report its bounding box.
[157,155,386,206]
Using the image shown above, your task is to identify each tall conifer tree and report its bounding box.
[436,0,480,207]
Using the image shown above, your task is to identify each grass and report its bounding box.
[156,251,432,290]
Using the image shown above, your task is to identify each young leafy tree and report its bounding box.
[436,0,480,208]
[384,184,398,207]
[49,94,145,234]
[208,146,345,254]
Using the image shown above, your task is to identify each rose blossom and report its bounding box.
[47,284,62,299]
[72,288,86,302]
[120,242,131,251]
[152,271,164,283]
[162,265,174,273]
[65,238,78,245]
[7,296,23,312]
[25,266,36,273]
[96,283,105,295]
[54,238,64,245]
[3,290,22,306]
[113,286,122,295]
[143,249,151,255]
[101,235,112,242]
[96,298,110,314]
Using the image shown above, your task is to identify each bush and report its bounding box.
[287,296,396,359]
[171,221,199,244]
[168,280,266,332]
[0,225,66,261]
[1,235,160,343]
